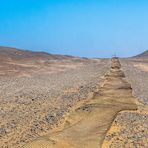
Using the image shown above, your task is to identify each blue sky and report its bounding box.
[0,0,148,57]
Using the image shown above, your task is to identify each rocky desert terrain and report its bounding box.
[23,57,138,148]
[0,47,148,148]
[103,56,148,148]
[0,46,110,148]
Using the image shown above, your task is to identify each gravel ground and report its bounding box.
[121,58,148,105]
[0,59,110,148]
[105,111,148,148]
[1,57,147,148]
[103,58,148,148]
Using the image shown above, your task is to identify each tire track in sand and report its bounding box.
[23,58,139,148]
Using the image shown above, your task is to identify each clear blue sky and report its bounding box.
[0,0,148,57]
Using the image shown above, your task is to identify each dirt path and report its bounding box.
[23,58,138,148]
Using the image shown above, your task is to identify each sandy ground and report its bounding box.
[0,58,110,148]
[103,58,148,148]
[134,63,148,72]
[0,56,148,148]
[23,58,138,148]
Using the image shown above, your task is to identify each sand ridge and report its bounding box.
[23,58,138,148]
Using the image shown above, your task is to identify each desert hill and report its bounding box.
[135,50,148,58]
[0,46,80,61]
[0,46,90,77]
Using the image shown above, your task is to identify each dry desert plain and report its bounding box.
[0,46,148,148]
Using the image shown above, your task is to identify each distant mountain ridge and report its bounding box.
[135,50,148,58]
[0,46,90,77]
[0,46,76,61]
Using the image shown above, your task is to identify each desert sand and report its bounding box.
[103,58,148,148]
[0,47,148,148]
[23,58,139,148]
[0,47,110,148]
